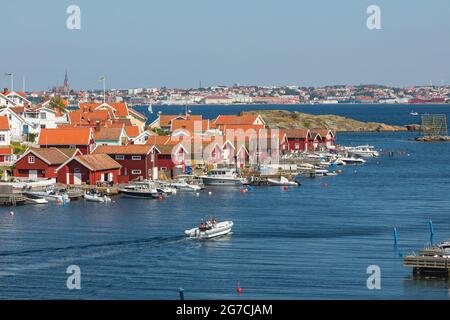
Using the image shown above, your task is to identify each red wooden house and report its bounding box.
[285,129,312,152]
[38,128,95,154]
[56,154,121,185]
[13,148,81,179]
[152,143,189,178]
[92,145,156,183]
[310,129,336,150]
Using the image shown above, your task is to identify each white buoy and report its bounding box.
[208,192,212,196]
[9,211,14,216]
[196,192,200,197]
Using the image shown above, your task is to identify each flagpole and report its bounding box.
[5,73,13,92]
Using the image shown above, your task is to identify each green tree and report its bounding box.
[49,97,67,113]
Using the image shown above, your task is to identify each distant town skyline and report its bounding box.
[2,0,450,91]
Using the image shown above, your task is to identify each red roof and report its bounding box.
[214,114,262,126]
[0,115,10,131]
[38,128,92,146]
[124,126,141,138]
[171,119,210,134]
[73,154,121,171]
[78,102,130,118]
[0,147,12,155]
[93,145,153,155]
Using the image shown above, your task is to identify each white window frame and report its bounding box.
[131,155,142,160]
[115,155,125,160]
[28,155,35,164]
[131,170,142,175]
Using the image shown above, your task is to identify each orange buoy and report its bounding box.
[282,186,288,191]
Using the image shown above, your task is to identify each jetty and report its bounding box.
[404,246,450,277]
[0,185,26,206]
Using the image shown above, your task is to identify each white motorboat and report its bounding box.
[410,111,419,116]
[185,219,234,239]
[25,189,70,203]
[345,145,379,158]
[200,168,248,186]
[119,181,162,199]
[314,168,329,176]
[267,176,299,187]
[24,193,48,204]
[154,181,177,195]
[171,178,203,192]
[340,157,367,165]
[84,192,111,203]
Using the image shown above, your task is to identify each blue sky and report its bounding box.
[1,0,449,90]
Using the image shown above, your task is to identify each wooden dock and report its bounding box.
[404,248,450,277]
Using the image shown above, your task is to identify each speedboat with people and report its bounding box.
[200,168,248,186]
[185,218,234,239]
[118,181,163,199]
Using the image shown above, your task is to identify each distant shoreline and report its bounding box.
[145,102,450,107]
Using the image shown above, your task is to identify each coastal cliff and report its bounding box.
[243,110,408,132]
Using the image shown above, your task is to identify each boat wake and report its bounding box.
[0,235,186,258]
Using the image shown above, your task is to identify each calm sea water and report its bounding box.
[1,104,450,300]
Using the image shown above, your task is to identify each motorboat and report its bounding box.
[410,111,419,116]
[118,181,162,199]
[24,193,48,204]
[154,181,177,195]
[340,157,367,165]
[170,177,203,192]
[314,168,329,176]
[84,192,111,203]
[24,188,70,203]
[200,168,248,186]
[267,176,299,187]
[66,188,84,200]
[345,145,379,158]
[185,219,234,239]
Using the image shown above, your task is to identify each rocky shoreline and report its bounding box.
[243,110,411,132]
[415,136,450,142]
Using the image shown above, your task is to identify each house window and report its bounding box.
[40,113,46,120]
[74,168,80,173]
[115,155,125,160]
[161,167,168,171]
[0,134,5,142]
[28,155,35,164]
[70,145,76,149]
[40,125,46,129]
[131,170,141,174]
[132,156,141,160]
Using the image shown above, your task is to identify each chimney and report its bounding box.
[95,121,101,131]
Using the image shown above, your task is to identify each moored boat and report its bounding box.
[267,176,299,187]
[84,192,111,203]
[200,168,248,186]
[340,157,367,165]
[118,181,162,199]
